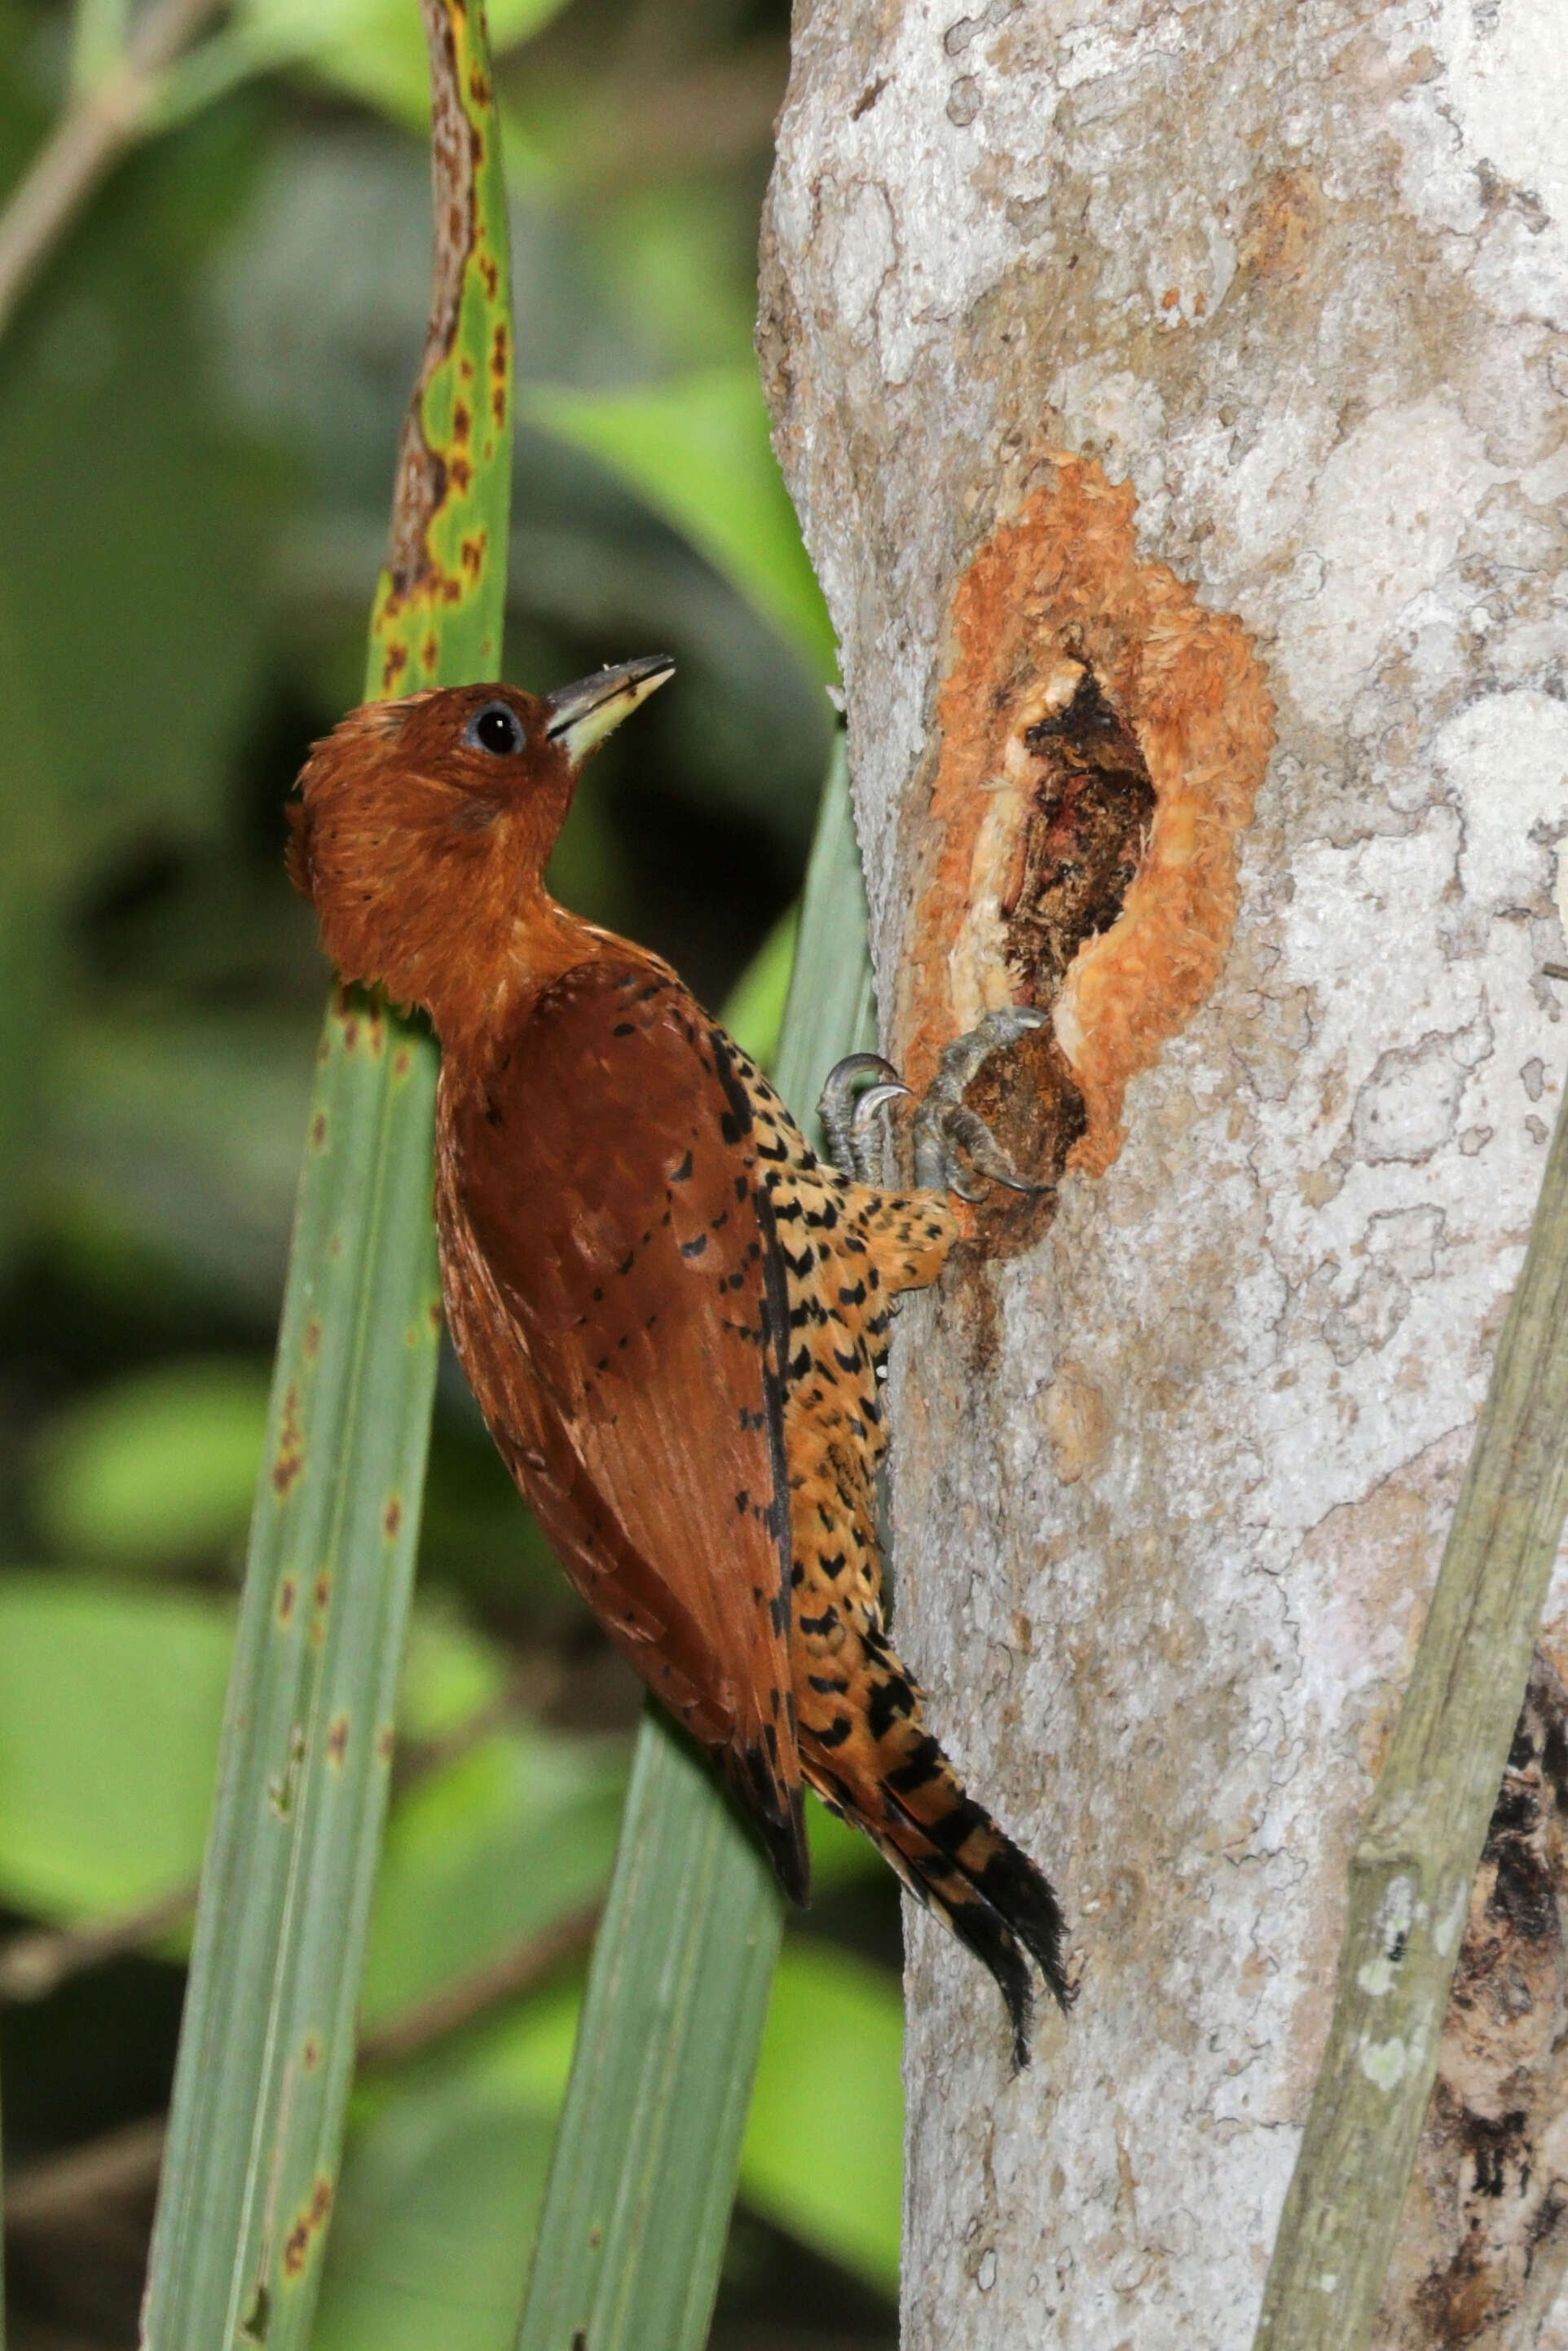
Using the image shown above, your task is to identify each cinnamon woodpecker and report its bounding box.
[288,659,1069,2063]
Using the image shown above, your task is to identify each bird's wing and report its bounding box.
[438,955,807,1898]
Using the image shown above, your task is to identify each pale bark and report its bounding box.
[759,3,1568,2346]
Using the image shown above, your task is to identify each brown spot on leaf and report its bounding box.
[302,2032,322,2071]
[281,2174,334,2279]
[326,1713,350,1769]
[310,1112,328,1151]
[303,1317,321,1362]
[491,322,509,425]
[271,1386,304,1497]
[277,1576,297,1627]
[384,1495,403,1541]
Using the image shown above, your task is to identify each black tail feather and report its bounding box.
[879,1781,1072,2070]
[731,1743,811,1905]
[977,1838,1072,2012]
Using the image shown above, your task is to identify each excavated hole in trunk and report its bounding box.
[963,666,1156,1257]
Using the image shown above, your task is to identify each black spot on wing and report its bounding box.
[708,1028,755,1148]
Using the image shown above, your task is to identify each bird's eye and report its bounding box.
[465,702,525,756]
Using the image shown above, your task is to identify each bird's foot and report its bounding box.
[913,1007,1050,1201]
[817,1053,912,1183]
[818,1007,1049,1201]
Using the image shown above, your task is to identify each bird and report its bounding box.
[288,658,1070,2064]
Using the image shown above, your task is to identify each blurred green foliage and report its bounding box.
[30,1360,269,1568]
[523,371,836,679]
[0,3,902,2348]
[0,1577,232,1919]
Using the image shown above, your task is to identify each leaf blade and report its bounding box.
[140,6,516,2344]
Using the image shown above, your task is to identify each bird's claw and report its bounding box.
[818,1053,913,1182]
[821,1009,1049,1200]
[912,1006,1050,1198]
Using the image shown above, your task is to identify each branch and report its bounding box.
[355,1902,599,2068]
[0,1882,195,2002]
[0,0,222,341]
[1253,1026,1568,2350]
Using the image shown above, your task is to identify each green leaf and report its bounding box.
[522,368,838,680]
[317,1933,901,2349]
[515,1715,784,2351]
[395,1600,512,1743]
[316,2092,558,2351]
[31,1360,271,1569]
[719,906,797,1071]
[299,0,567,127]
[741,1944,904,2296]
[0,148,275,872]
[141,8,518,2342]
[161,0,567,147]
[0,115,280,1276]
[804,1787,883,1891]
[0,1575,232,1919]
[315,1989,581,2351]
[361,1725,625,2034]
[46,1010,315,1309]
[0,1572,572,1935]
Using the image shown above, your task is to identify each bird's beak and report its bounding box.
[544,655,675,764]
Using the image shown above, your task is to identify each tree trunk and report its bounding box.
[759,4,1568,2345]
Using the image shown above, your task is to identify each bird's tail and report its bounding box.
[799,1626,1071,2067]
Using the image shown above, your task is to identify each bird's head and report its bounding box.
[288,658,673,1038]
